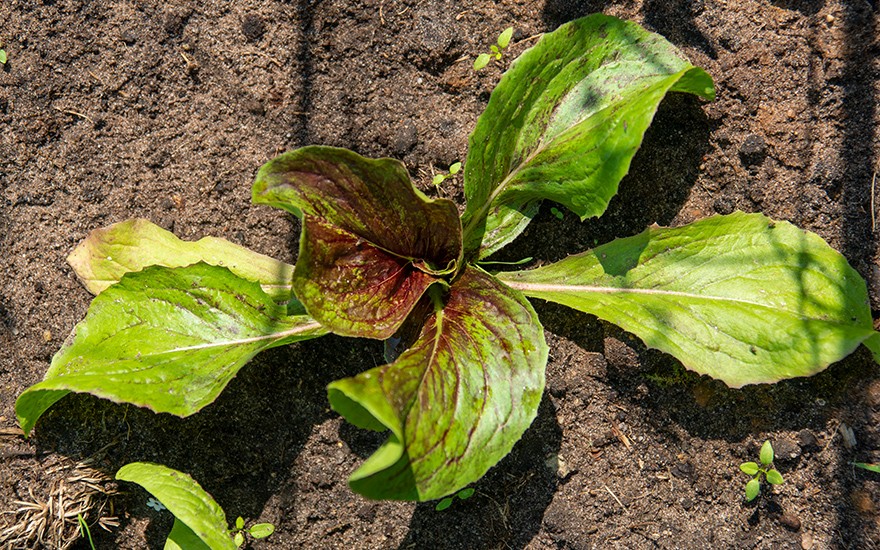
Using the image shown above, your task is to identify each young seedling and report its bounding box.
[16,14,880,506]
[0,42,7,65]
[230,516,275,547]
[473,27,513,70]
[432,161,462,186]
[740,440,785,501]
[853,462,880,474]
[550,206,564,220]
[77,514,97,550]
[434,487,475,511]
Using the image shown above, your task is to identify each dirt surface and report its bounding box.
[2,0,880,548]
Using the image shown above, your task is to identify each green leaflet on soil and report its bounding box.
[497,212,872,388]
[327,266,547,500]
[253,146,463,339]
[68,218,296,302]
[460,14,715,259]
[116,462,235,550]
[16,263,327,436]
[165,519,212,550]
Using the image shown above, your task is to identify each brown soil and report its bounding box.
[2,0,880,548]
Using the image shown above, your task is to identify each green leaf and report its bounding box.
[247,523,275,539]
[473,53,491,70]
[461,14,715,259]
[863,331,880,364]
[253,146,463,339]
[739,462,759,476]
[745,478,761,501]
[497,27,514,49]
[457,487,475,500]
[497,212,873,388]
[233,531,244,547]
[760,440,775,466]
[116,462,236,550]
[853,462,880,474]
[16,263,327,436]
[0,50,7,64]
[327,266,547,500]
[68,218,296,302]
[165,519,212,550]
[234,516,244,530]
[449,162,462,175]
[432,174,446,185]
[435,497,453,511]
[766,469,784,485]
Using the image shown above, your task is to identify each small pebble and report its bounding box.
[801,531,814,550]
[779,512,801,531]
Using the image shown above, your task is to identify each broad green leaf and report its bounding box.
[252,146,463,339]
[116,462,235,550]
[853,462,880,474]
[760,441,774,466]
[739,462,759,476]
[497,212,873,388]
[745,478,761,501]
[16,263,327,436]
[165,519,212,550]
[460,14,715,258]
[68,218,295,301]
[766,469,784,485]
[327,266,547,500]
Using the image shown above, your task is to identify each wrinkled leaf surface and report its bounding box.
[327,266,547,500]
[68,218,295,301]
[497,212,872,387]
[461,14,715,258]
[16,263,326,436]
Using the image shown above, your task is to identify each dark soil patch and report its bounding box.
[2,1,879,549]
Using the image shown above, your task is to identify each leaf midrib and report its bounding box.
[502,280,857,325]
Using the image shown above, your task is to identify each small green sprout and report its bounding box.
[432,161,461,186]
[435,487,475,511]
[853,462,880,474]
[0,42,7,65]
[550,206,564,220]
[77,514,97,550]
[230,516,275,547]
[473,27,514,70]
[739,440,784,501]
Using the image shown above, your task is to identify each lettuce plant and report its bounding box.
[16,14,879,503]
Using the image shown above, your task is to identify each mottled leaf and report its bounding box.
[461,14,715,258]
[498,212,873,388]
[116,462,235,550]
[292,217,443,339]
[16,263,326,436]
[253,146,463,338]
[327,266,547,500]
[68,218,295,301]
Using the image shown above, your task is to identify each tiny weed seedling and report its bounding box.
[432,161,462,186]
[17,14,880,507]
[434,487,475,511]
[853,462,880,474]
[740,440,785,502]
[231,516,276,547]
[77,514,96,550]
[473,27,513,70]
[550,206,564,220]
[0,43,7,65]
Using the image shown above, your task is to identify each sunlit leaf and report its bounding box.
[759,440,775,466]
[116,462,235,550]
[498,212,873,387]
[461,14,715,258]
[16,263,327,436]
[739,462,759,476]
[745,478,761,501]
[327,266,547,500]
[68,218,295,301]
[766,469,784,485]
